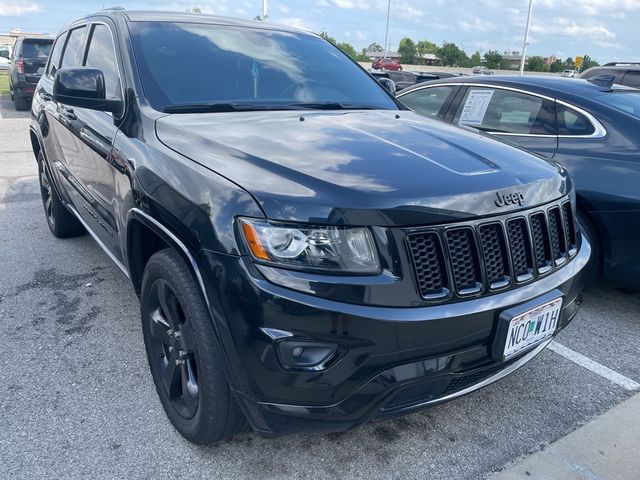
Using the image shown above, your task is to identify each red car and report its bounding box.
[372,57,402,71]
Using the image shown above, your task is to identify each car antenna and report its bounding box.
[586,75,615,89]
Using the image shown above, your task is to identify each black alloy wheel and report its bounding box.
[37,152,85,238]
[146,278,200,419]
[140,249,245,444]
[39,163,56,231]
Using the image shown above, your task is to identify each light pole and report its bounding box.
[261,0,268,21]
[383,0,391,58]
[519,0,534,76]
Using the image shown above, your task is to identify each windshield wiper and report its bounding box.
[161,102,300,114]
[288,102,381,110]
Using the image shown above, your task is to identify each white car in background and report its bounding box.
[561,69,579,78]
[0,45,10,71]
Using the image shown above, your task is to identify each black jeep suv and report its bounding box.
[9,36,53,110]
[30,10,589,444]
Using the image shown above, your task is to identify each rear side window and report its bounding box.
[556,105,595,136]
[400,86,458,119]
[60,26,87,69]
[46,32,68,78]
[19,40,52,58]
[453,87,556,135]
[622,71,640,88]
[84,24,121,100]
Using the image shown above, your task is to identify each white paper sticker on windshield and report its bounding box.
[458,89,495,126]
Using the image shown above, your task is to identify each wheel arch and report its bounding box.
[125,209,210,309]
[29,127,43,164]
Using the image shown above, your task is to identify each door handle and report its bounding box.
[57,105,77,120]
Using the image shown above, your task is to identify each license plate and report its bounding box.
[503,297,562,359]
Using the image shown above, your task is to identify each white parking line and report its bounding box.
[549,341,640,391]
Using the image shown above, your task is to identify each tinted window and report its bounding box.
[400,86,457,119]
[61,26,87,69]
[84,24,120,99]
[19,39,52,58]
[556,105,595,136]
[129,22,397,111]
[453,87,555,135]
[46,32,68,78]
[593,91,640,118]
[582,68,616,79]
[622,71,640,88]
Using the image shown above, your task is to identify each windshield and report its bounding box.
[594,91,640,118]
[20,40,52,58]
[129,22,397,112]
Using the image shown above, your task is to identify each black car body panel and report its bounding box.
[398,76,640,285]
[155,110,569,225]
[30,11,588,439]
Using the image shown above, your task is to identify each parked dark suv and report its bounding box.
[9,36,53,110]
[30,10,589,444]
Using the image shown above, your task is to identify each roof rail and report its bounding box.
[602,62,640,67]
[103,6,125,10]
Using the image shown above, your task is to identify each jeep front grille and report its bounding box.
[406,199,578,301]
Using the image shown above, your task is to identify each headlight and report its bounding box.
[239,218,380,274]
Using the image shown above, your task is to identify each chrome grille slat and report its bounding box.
[407,199,577,301]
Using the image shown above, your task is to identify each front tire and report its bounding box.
[577,210,600,287]
[38,153,85,238]
[140,248,245,444]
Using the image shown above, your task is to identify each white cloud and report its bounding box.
[277,4,290,14]
[458,18,495,32]
[531,17,616,40]
[595,40,625,49]
[0,1,42,16]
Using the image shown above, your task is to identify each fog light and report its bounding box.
[277,341,339,370]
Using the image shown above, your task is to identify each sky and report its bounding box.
[1,0,639,62]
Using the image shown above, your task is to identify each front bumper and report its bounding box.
[200,235,590,437]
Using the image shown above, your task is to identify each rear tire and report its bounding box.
[38,153,85,238]
[140,248,246,444]
[13,95,29,111]
[576,210,600,287]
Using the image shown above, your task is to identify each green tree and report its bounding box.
[398,37,418,64]
[319,31,336,45]
[565,57,576,69]
[483,50,504,69]
[336,41,357,60]
[356,48,370,62]
[470,51,482,66]
[580,55,599,72]
[416,40,438,56]
[366,42,384,53]
[438,42,469,67]
[549,59,566,73]
[187,6,202,13]
[499,57,513,70]
[527,56,548,72]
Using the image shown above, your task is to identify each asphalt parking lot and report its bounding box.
[0,101,638,480]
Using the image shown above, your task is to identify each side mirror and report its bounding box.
[53,67,122,115]
[0,51,9,60]
[378,77,396,95]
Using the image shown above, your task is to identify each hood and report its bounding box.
[155,110,569,226]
